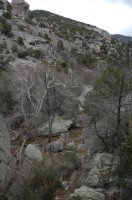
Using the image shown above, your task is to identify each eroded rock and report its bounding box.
[11,0,29,18]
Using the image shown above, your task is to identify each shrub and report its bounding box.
[0,192,7,200]
[17,36,24,46]
[20,160,61,200]
[0,17,12,37]
[57,39,64,51]
[39,22,47,28]
[11,44,18,53]
[64,151,81,173]
[44,33,51,42]
[2,11,11,19]
[33,49,44,59]
[61,60,68,68]
[6,2,12,12]
[0,0,4,9]
[17,50,27,58]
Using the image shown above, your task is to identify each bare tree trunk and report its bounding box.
[115,77,124,136]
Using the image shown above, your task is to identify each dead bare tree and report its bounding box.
[16,60,65,142]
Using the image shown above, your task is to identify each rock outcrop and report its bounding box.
[85,153,119,188]
[0,113,10,189]
[11,0,29,18]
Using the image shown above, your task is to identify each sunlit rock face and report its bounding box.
[11,0,29,18]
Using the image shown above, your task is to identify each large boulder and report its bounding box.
[0,114,10,189]
[24,144,43,162]
[39,116,74,136]
[69,185,105,200]
[11,0,29,18]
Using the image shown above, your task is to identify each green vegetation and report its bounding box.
[64,151,81,172]
[2,2,12,19]
[2,11,11,19]
[17,48,44,59]
[0,17,12,37]
[85,66,132,151]
[57,39,64,51]
[39,22,47,28]
[20,160,61,200]
[44,33,51,41]
[6,2,12,12]
[27,10,97,41]
[0,0,4,9]
[17,36,24,46]
[11,44,18,53]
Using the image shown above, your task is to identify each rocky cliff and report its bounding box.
[11,0,29,18]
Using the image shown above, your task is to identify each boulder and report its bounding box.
[49,140,64,152]
[62,181,69,190]
[69,185,105,200]
[24,144,43,162]
[66,140,76,150]
[0,114,10,189]
[39,116,73,136]
[78,85,93,109]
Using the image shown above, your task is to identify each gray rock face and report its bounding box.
[85,153,119,188]
[69,185,105,200]
[0,114,10,188]
[78,85,93,111]
[24,144,43,162]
